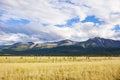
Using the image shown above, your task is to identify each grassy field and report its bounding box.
[0,56,120,80]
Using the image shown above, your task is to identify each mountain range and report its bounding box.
[0,37,120,56]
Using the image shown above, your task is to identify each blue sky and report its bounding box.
[55,17,80,27]
[0,0,120,45]
[114,25,120,32]
[81,16,104,26]
[55,16,104,27]
[2,15,104,27]
[0,10,4,16]
[5,19,30,25]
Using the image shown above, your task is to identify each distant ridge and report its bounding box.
[79,37,120,48]
[0,37,120,56]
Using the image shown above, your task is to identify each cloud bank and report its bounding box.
[0,0,120,45]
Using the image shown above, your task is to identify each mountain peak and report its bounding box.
[80,37,120,47]
[89,37,103,40]
[55,39,76,46]
[88,37,109,42]
[59,39,73,42]
[13,42,34,46]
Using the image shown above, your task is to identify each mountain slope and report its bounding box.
[78,37,120,48]
[0,37,120,56]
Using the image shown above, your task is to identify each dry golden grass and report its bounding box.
[0,56,120,80]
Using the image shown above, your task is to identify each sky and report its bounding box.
[0,0,120,45]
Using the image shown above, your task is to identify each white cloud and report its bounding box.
[0,0,120,44]
[0,0,71,24]
[1,0,120,24]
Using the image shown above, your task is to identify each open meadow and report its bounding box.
[0,56,120,80]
